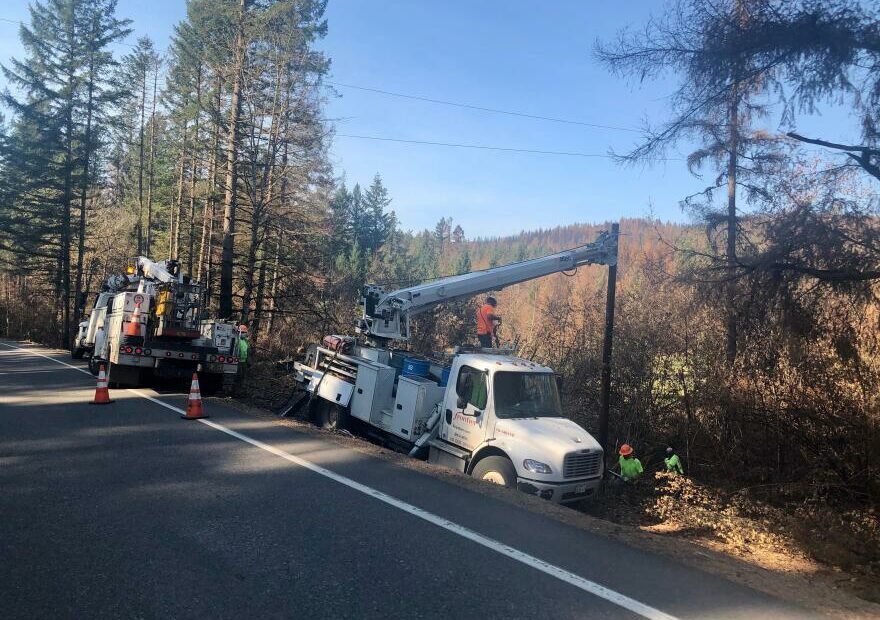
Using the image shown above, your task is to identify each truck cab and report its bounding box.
[429,353,604,502]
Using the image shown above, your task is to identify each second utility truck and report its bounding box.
[75,257,241,392]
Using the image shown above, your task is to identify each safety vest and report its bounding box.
[619,455,643,481]
[238,337,249,363]
[477,304,495,335]
[665,453,684,475]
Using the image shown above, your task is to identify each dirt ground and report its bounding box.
[221,375,880,620]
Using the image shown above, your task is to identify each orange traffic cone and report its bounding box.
[125,301,142,338]
[90,364,114,405]
[181,373,207,419]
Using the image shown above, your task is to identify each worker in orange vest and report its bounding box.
[476,295,502,348]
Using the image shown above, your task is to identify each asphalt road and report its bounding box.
[0,340,819,619]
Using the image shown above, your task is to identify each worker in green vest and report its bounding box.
[618,444,643,482]
[664,446,684,475]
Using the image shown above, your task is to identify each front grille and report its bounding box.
[563,450,602,479]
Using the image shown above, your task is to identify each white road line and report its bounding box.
[1,341,678,620]
[0,342,92,376]
[0,369,70,375]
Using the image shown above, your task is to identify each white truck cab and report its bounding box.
[430,353,603,502]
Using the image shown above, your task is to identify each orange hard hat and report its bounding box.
[239,324,248,333]
[619,443,633,457]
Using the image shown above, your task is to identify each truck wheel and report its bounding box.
[311,399,348,431]
[104,362,119,389]
[71,347,85,360]
[106,362,121,388]
[471,456,517,488]
[199,373,223,396]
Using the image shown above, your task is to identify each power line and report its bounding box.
[328,81,642,133]
[335,133,648,159]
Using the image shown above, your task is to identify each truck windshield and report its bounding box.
[493,372,562,419]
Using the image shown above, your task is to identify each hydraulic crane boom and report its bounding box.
[358,228,618,341]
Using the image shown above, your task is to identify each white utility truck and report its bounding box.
[293,230,617,503]
[75,257,241,393]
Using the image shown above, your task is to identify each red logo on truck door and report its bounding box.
[453,412,478,426]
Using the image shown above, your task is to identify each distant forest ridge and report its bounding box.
[457,218,691,271]
[468,217,687,246]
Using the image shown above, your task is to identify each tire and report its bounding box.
[71,347,85,360]
[311,398,348,431]
[106,362,120,389]
[471,456,517,488]
[199,373,223,396]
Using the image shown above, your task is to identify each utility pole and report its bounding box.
[598,222,619,457]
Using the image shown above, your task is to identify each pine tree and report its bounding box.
[455,248,472,275]
[362,173,392,253]
[72,0,131,329]
[218,0,248,319]
[120,37,160,255]
[595,0,783,362]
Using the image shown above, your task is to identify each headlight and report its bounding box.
[523,459,553,474]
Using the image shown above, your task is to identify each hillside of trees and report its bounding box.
[0,0,877,532]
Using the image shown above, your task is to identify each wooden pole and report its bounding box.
[598,222,619,457]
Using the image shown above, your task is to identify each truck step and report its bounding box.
[427,439,470,460]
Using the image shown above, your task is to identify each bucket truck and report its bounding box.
[292,229,618,503]
[75,257,241,393]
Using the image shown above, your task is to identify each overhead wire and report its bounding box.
[327,81,641,133]
[335,133,683,160]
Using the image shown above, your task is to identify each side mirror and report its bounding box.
[457,396,467,410]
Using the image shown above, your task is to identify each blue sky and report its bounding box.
[0,1,861,237]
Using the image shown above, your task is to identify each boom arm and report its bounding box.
[359,228,618,341]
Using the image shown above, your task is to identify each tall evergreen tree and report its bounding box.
[119,37,159,255]
[72,0,130,329]
[362,174,392,253]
